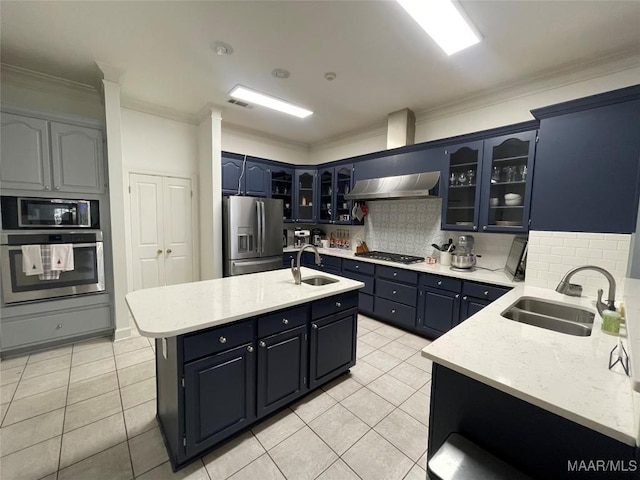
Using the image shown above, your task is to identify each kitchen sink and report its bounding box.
[501,297,594,337]
[301,276,339,286]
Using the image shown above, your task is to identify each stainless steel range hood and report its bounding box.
[344,172,440,201]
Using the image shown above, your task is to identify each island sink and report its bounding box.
[301,276,339,286]
[501,297,594,336]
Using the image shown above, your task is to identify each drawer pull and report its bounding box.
[312,323,318,329]
[355,265,359,269]
[393,272,397,277]
[455,294,460,299]
[259,341,266,347]
[335,302,342,308]
[247,345,254,353]
[219,336,227,344]
[392,290,397,294]
[463,296,468,300]
[484,291,489,296]
[282,318,289,325]
[437,281,442,286]
[391,309,396,314]
[56,324,63,329]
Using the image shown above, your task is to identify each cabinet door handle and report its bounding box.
[247,345,254,353]
[259,341,266,347]
[44,186,50,191]
[483,226,487,231]
[157,249,163,254]
[312,323,318,329]
[391,309,396,314]
[56,324,63,329]
[54,186,60,190]
[393,272,397,277]
[355,265,359,269]
[335,302,341,307]
[463,296,468,300]
[167,249,172,254]
[282,318,289,325]
[484,291,489,296]
[437,281,442,286]
[473,226,477,231]
[455,294,460,298]
[392,290,397,294]
[219,336,227,344]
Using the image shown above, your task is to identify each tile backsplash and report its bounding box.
[526,231,631,300]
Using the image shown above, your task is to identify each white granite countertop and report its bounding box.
[284,246,518,288]
[126,267,364,338]
[421,284,639,447]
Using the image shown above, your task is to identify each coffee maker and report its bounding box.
[294,229,310,248]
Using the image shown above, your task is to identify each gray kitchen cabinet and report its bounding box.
[0,112,106,194]
[0,113,52,192]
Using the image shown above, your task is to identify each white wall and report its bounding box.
[222,124,310,165]
[309,125,387,165]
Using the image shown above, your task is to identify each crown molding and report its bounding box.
[222,122,310,151]
[120,95,199,125]
[309,121,387,151]
[414,48,640,125]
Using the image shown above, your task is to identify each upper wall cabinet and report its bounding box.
[1,113,105,194]
[270,165,294,223]
[353,148,443,182]
[295,169,316,223]
[317,164,356,225]
[221,155,271,198]
[221,155,244,195]
[530,89,640,234]
[244,161,269,197]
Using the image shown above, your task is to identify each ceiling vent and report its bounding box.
[227,99,253,108]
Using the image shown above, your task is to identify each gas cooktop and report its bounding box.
[354,251,424,264]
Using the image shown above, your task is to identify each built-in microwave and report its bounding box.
[1,196,100,229]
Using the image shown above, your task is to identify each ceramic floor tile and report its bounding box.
[0,402,8,424]
[137,460,210,480]
[129,426,168,476]
[1,382,18,404]
[71,344,114,367]
[0,354,29,371]
[399,391,430,426]
[67,371,119,405]
[374,409,428,461]
[0,407,64,457]
[374,325,406,340]
[124,398,157,439]
[418,380,432,397]
[69,356,116,384]
[348,361,385,386]
[357,317,385,331]
[1,365,24,386]
[316,459,361,480]
[292,389,337,423]
[387,363,431,390]
[322,375,363,402]
[378,341,418,361]
[357,326,372,337]
[120,377,156,410]
[64,389,122,433]
[21,353,71,380]
[395,333,431,350]
[341,388,395,427]
[117,359,155,388]
[28,344,73,364]
[359,331,393,349]
[361,350,402,373]
[227,453,285,480]
[113,336,151,356]
[115,347,154,370]
[2,385,67,426]
[252,407,305,451]
[417,449,428,470]
[342,430,413,480]
[269,426,337,480]
[404,464,427,480]
[356,340,376,359]
[57,441,132,480]
[0,435,61,480]
[59,412,127,468]
[72,336,113,353]
[14,369,69,400]
[203,431,265,479]
[309,403,370,455]
[405,352,433,373]
[368,374,416,407]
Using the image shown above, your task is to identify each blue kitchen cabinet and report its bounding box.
[352,147,442,181]
[294,169,316,223]
[222,154,270,197]
[441,141,484,232]
[372,266,419,330]
[245,160,269,197]
[317,164,356,225]
[317,166,334,224]
[341,259,375,315]
[530,86,640,233]
[221,154,245,195]
[271,165,295,223]
[417,288,460,338]
[479,131,537,233]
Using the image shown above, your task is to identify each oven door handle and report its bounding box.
[4,242,102,249]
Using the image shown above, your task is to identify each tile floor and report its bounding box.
[0,315,433,480]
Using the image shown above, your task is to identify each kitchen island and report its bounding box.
[421,285,640,479]
[126,267,363,470]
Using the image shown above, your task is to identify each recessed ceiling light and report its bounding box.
[272,68,290,79]
[324,72,337,81]
[212,41,234,56]
[229,85,313,119]
[396,0,481,55]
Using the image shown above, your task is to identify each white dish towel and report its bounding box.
[51,244,75,271]
[22,245,44,276]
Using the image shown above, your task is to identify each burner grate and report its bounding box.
[355,250,424,265]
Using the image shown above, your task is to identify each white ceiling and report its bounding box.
[1,1,639,145]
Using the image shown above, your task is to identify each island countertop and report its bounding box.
[126,267,364,338]
[421,284,639,447]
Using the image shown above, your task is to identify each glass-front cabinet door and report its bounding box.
[479,131,536,233]
[318,168,333,224]
[335,165,353,225]
[295,169,316,223]
[271,166,294,223]
[441,142,483,232]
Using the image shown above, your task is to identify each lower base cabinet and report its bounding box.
[417,288,461,337]
[156,291,358,471]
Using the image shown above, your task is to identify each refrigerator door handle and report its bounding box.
[261,200,266,256]
[256,200,262,256]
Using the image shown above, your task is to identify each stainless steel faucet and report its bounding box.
[556,265,616,316]
[291,245,321,285]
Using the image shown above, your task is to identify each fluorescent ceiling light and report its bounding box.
[229,85,313,118]
[397,0,481,55]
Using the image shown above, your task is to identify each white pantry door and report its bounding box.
[130,173,193,290]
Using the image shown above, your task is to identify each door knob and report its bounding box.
[167,249,172,254]
[157,249,163,254]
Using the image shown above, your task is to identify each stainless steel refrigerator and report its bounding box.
[223,196,284,276]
